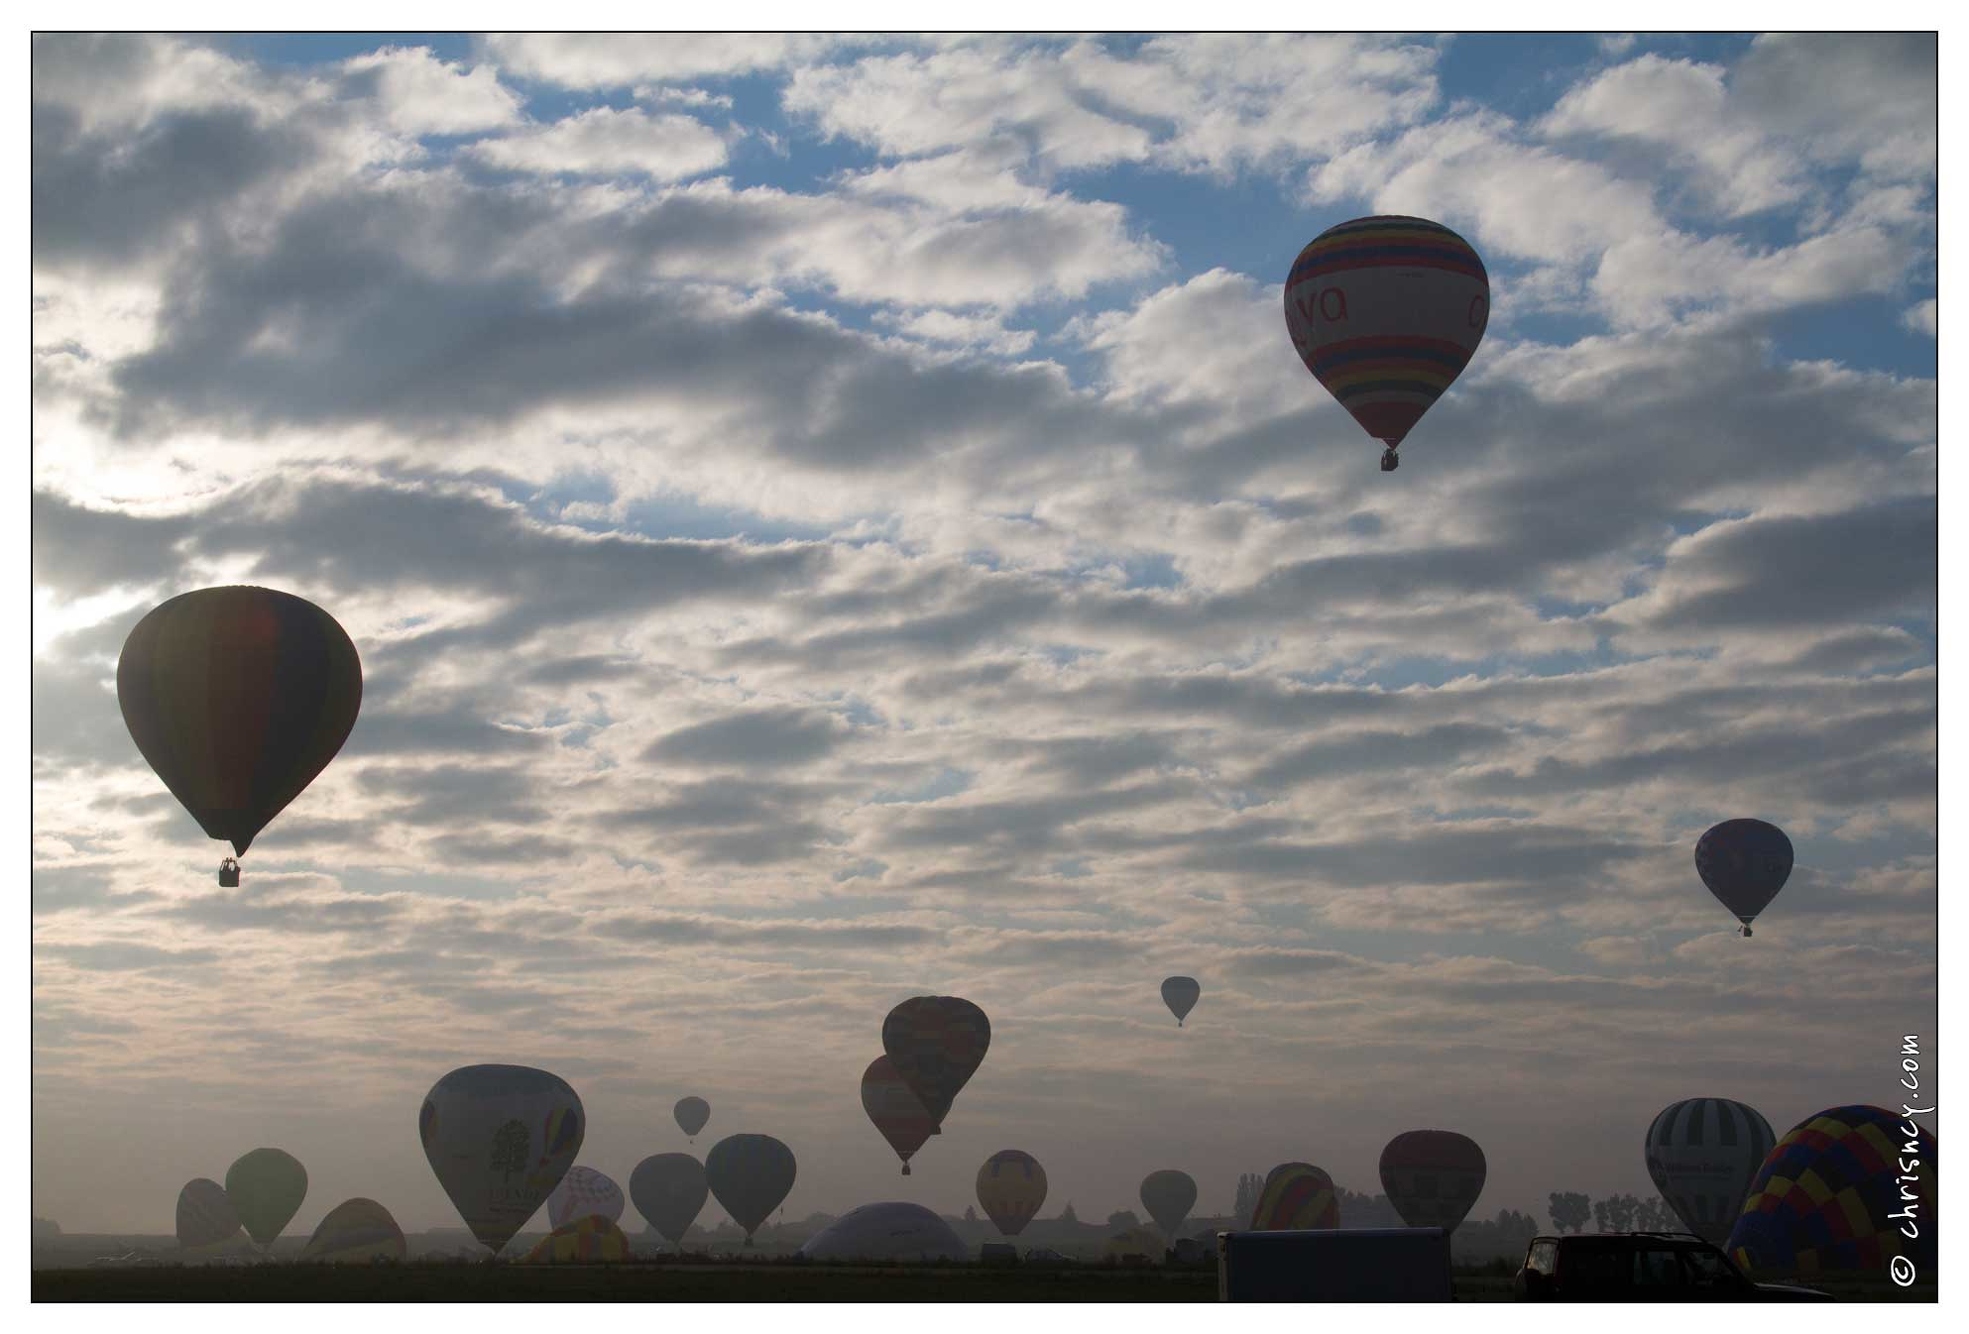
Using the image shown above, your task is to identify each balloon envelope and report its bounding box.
[1251,1163,1340,1230]
[1379,1131,1486,1234]
[674,1096,710,1139]
[800,1202,967,1262]
[1283,215,1489,452]
[1160,976,1200,1026]
[303,1198,405,1263]
[419,1064,585,1254]
[1695,819,1794,928]
[862,1055,937,1172]
[976,1150,1048,1237]
[224,1147,308,1245]
[1140,1169,1198,1239]
[176,1178,243,1249]
[1727,1105,1935,1278]
[629,1153,709,1246]
[882,995,990,1126]
[705,1133,796,1241]
[117,586,362,856]
[547,1164,625,1230]
[1644,1098,1776,1245]
[523,1214,629,1264]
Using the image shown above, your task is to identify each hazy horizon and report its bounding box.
[32,31,1936,1240]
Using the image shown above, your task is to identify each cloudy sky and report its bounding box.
[31,29,1937,1237]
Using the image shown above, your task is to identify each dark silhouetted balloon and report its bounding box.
[674,1095,710,1141]
[117,586,362,864]
[1160,976,1200,1026]
[881,995,990,1127]
[176,1178,242,1250]
[1379,1130,1486,1233]
[976,1150,1048,1237]
[419,1064,584,1253]
[303,1198,405,1263]
[630,1153,709,1246]
[1283,216,1490,466]
[861,1055,937,1174]
[1140,1169,1198,1240]
[1728,1105,1935,1278]
[1695,819,1794,935]
[1645,1098,1775,1245]
[705,1133,796,1243]
[224,1147,308,1245]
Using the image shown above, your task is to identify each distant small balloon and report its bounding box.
[1140,1169,1198,1239]
[674,1096,711,1141]
[1695,819,1794,936]
[1160,976,1200,1026]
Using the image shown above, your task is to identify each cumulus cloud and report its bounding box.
[467,107,729,179]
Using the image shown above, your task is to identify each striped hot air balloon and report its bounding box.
[303,1198,406,1263]
[976,1150,1048,1237]
[1379,1130,1487,1233]
[1644,1098,1775,1245]
[1250,1163,1340,1231]
[1727,1105,1936,1279]
[1283,215,1490,471]
[117,586,362,881]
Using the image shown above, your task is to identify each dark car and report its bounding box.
[1515,1232,1832,1301]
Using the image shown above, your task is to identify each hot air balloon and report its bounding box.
[1727,1105,1936,1278]
[1140,1169,1198,1240]
[674,1096,710,1142]
[418,1064,585,1255]
[1283,215,1490,472]
[629,1153,709,1248]
[1251,1163,1340,1230]
[1160,976,1200,1027]
[523,1213,630,1264]
[1644,1098,1775,1245]
[976,1150,1048,1237]
[303,1198,406,1263]
[800,1203,968,1261]
[224,1147,308,1246]
[117,586,362,884]
[861,1055,938,1175]
[1378,1131,1486,1234]
[705,1133,796,1245]
[176,1178,243,1250]
[1695,819,1794,936]
[882,996,990,1127]
[547,1164,625,1230]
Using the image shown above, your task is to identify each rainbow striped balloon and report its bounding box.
[1250,1162,1340,1230]
[1284,215,1490,456]
[977,1149,1049,1237]
[303,1198,406,1263]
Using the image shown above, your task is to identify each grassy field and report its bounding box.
[34,1259,1221,1302]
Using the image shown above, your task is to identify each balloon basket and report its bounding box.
[901,1164,910,1175]
[219,858,240,887]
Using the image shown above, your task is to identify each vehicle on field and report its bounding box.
[1515,1232,1832,1301]
[1218,1227,1451,1301]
